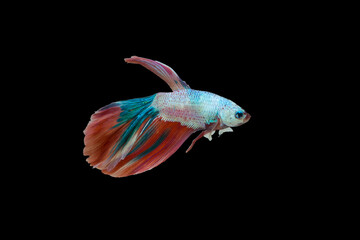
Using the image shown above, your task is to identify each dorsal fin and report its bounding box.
[124,56,190,91]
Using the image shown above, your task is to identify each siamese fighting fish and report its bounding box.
[83,56,251,177]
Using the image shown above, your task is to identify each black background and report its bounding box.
[41,28,305,209]
[4,1,352,237]
[30,19,303,193]
[52,39,282,184]
[11,4,328,235]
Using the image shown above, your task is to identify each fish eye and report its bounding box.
[235,111,243,119]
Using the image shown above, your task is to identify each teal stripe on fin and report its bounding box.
[112,94,157,128]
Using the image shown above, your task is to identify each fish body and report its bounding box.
[84,56,250,177]
[153,89,226,130]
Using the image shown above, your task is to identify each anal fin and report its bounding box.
[103,118,195,177]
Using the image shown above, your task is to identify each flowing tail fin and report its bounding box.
[83,94,195,177]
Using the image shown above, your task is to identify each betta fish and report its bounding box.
[84,56,251,177]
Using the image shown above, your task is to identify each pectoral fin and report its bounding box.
[218,127,233,136]
[204,130,215,141]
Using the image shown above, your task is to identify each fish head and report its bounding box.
[218,101,251,127]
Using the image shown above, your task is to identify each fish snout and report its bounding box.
[244,113,251,123]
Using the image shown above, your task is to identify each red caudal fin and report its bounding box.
[84,95,196,177]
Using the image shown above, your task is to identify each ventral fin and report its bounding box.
[124,56,191,91]
[186,120,220,153]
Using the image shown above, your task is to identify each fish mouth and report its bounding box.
[243,113,251,123]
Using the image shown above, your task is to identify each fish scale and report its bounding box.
[152,89,228,129]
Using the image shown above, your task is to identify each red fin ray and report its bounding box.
[84,106,128,168]
[103,118,195,177]
[84,103,196,177]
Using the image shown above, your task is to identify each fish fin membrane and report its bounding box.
[124,56,191,91]
[84,95,195,177]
